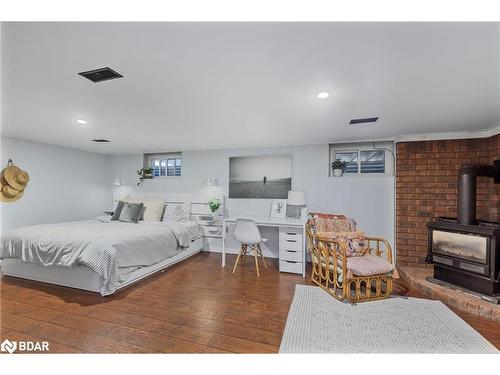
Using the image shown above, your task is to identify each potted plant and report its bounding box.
[137,167,154,186]
[207,198,222,222]
[207,198,221,213]
[331,159,347,177]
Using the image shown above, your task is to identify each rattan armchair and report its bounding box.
[306,213,397,302]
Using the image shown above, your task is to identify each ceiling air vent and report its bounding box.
[349,117,379,125]
[92,139,110,143]
[78,67,123,83]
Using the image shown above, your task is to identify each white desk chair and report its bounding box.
[232,219,267,277]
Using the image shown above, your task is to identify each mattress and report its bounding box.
[0,218,202,295]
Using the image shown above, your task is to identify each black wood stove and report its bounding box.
[426,160,500,298]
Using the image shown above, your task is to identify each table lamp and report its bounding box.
[287,191,307,218]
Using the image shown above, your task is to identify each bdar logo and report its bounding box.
[1,339,17,354]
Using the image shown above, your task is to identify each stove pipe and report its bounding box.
[457,161,500,225]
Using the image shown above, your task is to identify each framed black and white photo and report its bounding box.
[229,155,292,199]
[270,199,287,218]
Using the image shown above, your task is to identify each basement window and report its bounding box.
[329,142,394,176]
[144,152,182,177]
[360,150,385,173]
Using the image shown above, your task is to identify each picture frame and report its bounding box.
[270,199,287,218]
[229,154,292,199]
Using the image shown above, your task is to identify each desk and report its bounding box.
[222,216,308,277]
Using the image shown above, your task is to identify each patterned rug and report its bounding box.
[279,285,498,353]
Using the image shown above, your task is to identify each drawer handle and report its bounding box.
[286,232,297,235]
[285,250,298,253]
[285,261,298,264]
[286,240,297,243]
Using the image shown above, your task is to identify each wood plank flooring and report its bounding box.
[1,252,499,353]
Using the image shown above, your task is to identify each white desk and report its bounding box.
[222,216,308,277]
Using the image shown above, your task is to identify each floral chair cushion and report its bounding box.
[315,230,368,257]
[309,213,357,233]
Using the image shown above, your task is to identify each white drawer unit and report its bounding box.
[201,225,223,237]
[279,248,303,262]
[279,260,303,274]
[191,213,224,240]
[280,237,302,251]
[278,226,304,274]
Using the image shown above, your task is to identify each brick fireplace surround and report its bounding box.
[395,133,500,321]
[396,133,500,268]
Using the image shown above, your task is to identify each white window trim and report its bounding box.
[329,142,394,177]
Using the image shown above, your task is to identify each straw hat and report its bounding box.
[0,161,29,203]
[4,164,30,191]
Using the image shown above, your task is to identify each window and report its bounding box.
[334,151,358,173]
[145,153,182,177]
[329,142,394,176]
[360,150,385,173]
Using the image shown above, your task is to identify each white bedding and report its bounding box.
[0,218,202,295]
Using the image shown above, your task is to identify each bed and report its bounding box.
[0,192,220,295]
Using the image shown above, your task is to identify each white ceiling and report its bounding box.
[1,22,499,154]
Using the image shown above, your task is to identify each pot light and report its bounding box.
[317,92,329,99]
[76,119,87,125]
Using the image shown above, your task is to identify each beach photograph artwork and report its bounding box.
[229,155,292,199]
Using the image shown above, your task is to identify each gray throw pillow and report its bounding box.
[139,205,147,221]
[119,202,144,223]
[111,201,125,221]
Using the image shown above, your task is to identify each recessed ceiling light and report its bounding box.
[76,119,87,125]
[317,92,330,99]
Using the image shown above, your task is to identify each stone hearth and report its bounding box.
[399,266,500,322]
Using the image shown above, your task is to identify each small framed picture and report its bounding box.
[270,199,287,218]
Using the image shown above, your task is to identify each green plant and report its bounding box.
[331,159,347,170]
[207,198,221,213]
[137,167,154,186]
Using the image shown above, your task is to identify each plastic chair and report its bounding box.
[232,219,267,277]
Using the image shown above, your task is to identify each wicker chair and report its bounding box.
[306,213,398,302]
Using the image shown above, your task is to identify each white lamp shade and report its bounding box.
[287,191,306,206]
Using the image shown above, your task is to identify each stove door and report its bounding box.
[431,230,488,264]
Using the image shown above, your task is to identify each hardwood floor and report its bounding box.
[1,252,499,353]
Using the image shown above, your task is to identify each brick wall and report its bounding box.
[396,133,500,267]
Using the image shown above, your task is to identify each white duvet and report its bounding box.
[0,218,201,295]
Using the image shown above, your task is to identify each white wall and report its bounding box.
[0,136,111,232]
[109,144,395,257]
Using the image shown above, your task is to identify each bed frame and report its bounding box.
[0,192,223,295]
[1,237,203,294]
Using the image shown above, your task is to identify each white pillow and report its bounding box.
[122,195,165,222]
[162,203,191,222]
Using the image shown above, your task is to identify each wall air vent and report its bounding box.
[78,67,123,83]
[349,117,379,125]
[92,139,110,143]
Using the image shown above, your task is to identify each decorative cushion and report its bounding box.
[118,202,144,223]
[141,200,165,222]
[310,213,357,233]
[111,200,125,221]
[316,230,368,257]
[347,255,394,276]
[122,195,164,221]
[162,203,191,222]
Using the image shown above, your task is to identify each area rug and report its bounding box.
[279,285,498,353]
